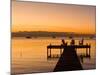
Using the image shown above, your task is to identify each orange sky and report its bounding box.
[12,1,96,34]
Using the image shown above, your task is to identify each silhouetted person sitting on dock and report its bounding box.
[70,39,75,45]
[61,39,67,46]
[79,38,84,45]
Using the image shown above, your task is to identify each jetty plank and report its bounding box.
[47,44,91,71]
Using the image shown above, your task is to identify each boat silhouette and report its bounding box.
[26,36,32,39]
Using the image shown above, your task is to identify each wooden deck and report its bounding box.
[47,44,90,49]
[47,44,91,71]
[47,44,91,59]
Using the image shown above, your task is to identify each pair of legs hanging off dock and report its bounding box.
[53,39,83,72]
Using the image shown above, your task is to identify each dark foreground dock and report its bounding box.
[47,44,91,71]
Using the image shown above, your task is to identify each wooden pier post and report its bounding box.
[89,47,91,57]
[89,44,91,57]
[50,48,51,58]
[86,43,89,55]
[86,48,88,55]
[60,48,62,56]
[47,48,48,59]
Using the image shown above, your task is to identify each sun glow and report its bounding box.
[12,1,96,34]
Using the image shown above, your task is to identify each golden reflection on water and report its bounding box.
[12,37,96,74]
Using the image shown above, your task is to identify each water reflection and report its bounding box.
[12,37,96,74]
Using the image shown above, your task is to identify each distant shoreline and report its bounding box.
[11,31,95,39]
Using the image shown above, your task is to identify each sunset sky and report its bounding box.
[12,1,96,34]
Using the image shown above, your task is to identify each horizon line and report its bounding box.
[11,31,96,34]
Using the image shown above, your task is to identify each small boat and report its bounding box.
[26,36,32,39]
[52,35,56,38]
[69,36,73,39]
[89,36,94,39]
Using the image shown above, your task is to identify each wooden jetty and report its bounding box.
[47,44,91,59]
[47,43,91,71]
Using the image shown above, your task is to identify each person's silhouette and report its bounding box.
[79,38,84,45]
[70,39,75,45]
[62,39,65,45]
[62,39,67,45]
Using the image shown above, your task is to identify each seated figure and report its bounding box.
[79,38,84,45]
[61,39,67,46]
[70,39,75,45]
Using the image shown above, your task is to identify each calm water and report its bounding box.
[12,37,96,74]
